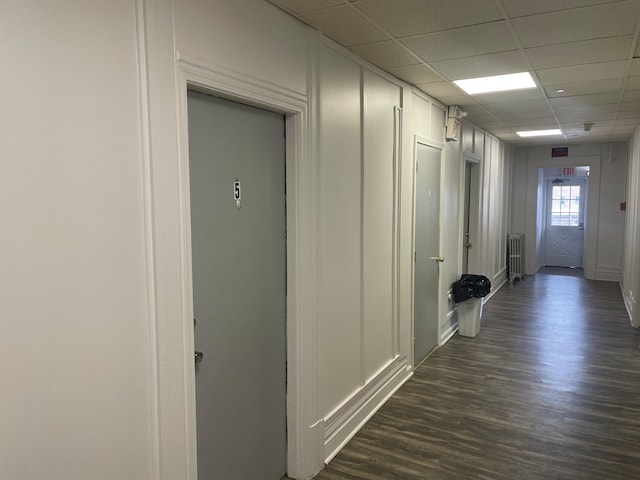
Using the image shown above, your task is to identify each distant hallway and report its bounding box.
[314,269,640,479]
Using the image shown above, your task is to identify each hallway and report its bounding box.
[314,270,640,479]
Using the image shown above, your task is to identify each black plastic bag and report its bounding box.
[452,274,491,303]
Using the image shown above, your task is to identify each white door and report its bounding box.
[544,179,585,267]
[187,91,287,480]
[414,142,442,365]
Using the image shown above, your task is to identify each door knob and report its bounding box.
[430,256,445,263]
[195,351,204,365]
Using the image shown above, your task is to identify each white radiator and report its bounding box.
[508,234,524,284]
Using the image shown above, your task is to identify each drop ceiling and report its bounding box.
[267,0,640,146]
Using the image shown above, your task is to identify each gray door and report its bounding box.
[414,143,442,365]
[187,91,286,480]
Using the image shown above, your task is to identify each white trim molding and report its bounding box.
[323,356,412,463]
[173,59,323,479]
[139,3,322,478]
[595,266,622,282]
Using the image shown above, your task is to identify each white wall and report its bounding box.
[0,2,153,479]
[511,144,627,280]
[410,108,514,342]
[623,129,640,326]
[2,1,521,479]
[316,43,412,461]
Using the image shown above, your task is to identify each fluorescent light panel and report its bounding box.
[517,129,563,137]
[454,72,536,95]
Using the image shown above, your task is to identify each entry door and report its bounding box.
[544,179,585,267]
[414,143,442,365]
[187,91,287,480]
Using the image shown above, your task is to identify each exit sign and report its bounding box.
[563,167,575,176]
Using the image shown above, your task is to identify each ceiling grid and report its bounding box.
[268,0,640,145]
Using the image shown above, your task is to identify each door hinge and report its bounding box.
[414,251,417,262]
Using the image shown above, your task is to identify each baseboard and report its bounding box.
[440,309,458,345]
[595,267,621,282]
[485,268,507,302]
[323,356,412,463]
[622,287,639,328]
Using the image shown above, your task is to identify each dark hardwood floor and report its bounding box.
[312,269,640,479]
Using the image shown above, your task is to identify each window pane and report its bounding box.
[571,186,580,199]
[550,183,582,227]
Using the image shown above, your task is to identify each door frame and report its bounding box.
[149,55,321,480]
[526,156,601,277]
[460,152,481,275]
[410,135,444,366]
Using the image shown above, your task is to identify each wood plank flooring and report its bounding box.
[311,269,640,479]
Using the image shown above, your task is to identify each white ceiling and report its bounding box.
[267,0,640,146]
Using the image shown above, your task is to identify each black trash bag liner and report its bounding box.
[452,274,491,303]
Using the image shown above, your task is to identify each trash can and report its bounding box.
[457,297,483,337]
[452,274,491,337]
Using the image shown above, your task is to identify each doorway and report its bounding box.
[413,141,443,365]
[187,91,287,479]
[462,154,481,274]
[544,174,587,268]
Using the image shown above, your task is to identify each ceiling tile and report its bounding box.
[268,0,344,14]
[483,99,551,114]
[473,89,545,105]
[469,118,505,128]
[557,112,617,122]
[629,58,640,76]
[511,2,640,48]
[416,81,463,98]
[549,93,621,108]
[349,40,418,68]
[352,0,504,37]
[486,127,518,136]
[619,101,640,111]
[474,120,505,129]
[562,125,613,134]
[625,76,640,90]
[387,64,443,84]
[612,124,637,132]
[537,60,628,85]
[617,110,640,119]
[433,94,477,107]
[301,5,389,46]
[559,119,614,129]
[544,79,623,97]
[401,21,517,63]
[430,50,528,80]
[614,117,640,125]
[508,117,560,128]
[492,108,556,120]
[623,90,640,102]
[525,36,632,70]
[555,104,619,118]
[501,0,627,18]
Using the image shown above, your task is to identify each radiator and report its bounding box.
[508,234,524,284]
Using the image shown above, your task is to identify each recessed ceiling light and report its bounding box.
[453,72,536,95]
[555,89,565,93]
[517,129,563,138]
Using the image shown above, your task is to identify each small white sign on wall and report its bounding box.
[234,179,241,209]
